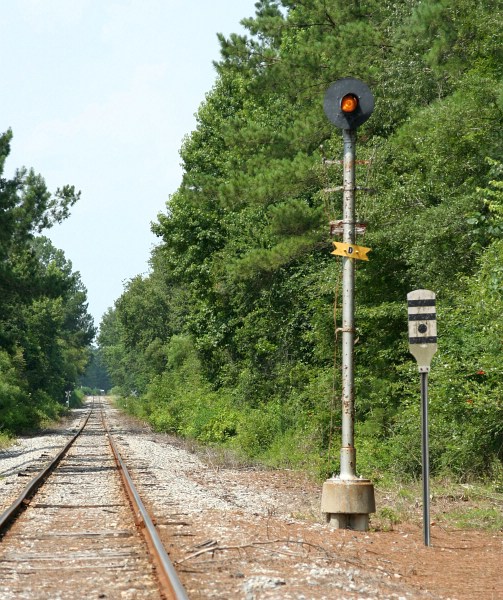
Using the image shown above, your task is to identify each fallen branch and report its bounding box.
[175,538,333,565]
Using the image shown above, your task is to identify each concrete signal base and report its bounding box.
[321,478,376,531]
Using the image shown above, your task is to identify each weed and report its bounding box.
[444,507,503,531]
[0,431,12,449]
[374,478,503,532]
[374,506,401,531]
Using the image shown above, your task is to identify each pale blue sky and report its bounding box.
[1,0,258,327]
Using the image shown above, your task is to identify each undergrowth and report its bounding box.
[373,478,503,532]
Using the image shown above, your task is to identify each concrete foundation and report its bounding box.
[321,477,375,531]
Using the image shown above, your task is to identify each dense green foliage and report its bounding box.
[99,0,503,483]
[0,130,95,432]
[79,346,111,393]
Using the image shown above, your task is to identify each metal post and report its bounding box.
[320,128,375,530]
[420,371,431,546]
[340,128,356,479]
[321,78,376,529]
[407,289,437,545]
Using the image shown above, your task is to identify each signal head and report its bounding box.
[324,78,374,130]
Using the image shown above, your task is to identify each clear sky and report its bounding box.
[1,0,257,328]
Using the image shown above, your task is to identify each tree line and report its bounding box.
[0,130,95,433]
[98,0,502,482]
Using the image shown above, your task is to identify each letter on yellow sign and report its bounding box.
[331,242,371,261]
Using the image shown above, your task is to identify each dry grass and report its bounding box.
[373,478,503,532]
[0,432,13,449]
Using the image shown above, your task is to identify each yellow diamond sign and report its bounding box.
[331,242,371,261]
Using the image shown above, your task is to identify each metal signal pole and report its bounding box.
[340,128,357,480]
[321,79,376,531]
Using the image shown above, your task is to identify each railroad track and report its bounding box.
[0,399,188,600]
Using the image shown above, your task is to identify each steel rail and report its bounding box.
[101,407,189,600]
[0,407,93,533]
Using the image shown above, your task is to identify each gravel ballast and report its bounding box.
[1,398,501,600]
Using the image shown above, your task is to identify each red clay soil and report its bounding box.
[162,468,503,599]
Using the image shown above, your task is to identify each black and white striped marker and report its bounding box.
[407,289,438,547]
[407,289,438,373]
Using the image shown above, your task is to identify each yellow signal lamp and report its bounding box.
[341,93,359,113]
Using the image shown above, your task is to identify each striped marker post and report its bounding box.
[407,290,438,547]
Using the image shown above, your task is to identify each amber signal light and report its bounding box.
[324,78,374,129]
[341,93,359,113]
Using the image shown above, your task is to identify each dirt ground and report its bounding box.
[157,467,503,599]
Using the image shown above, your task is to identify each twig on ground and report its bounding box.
[175,538,333,565]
